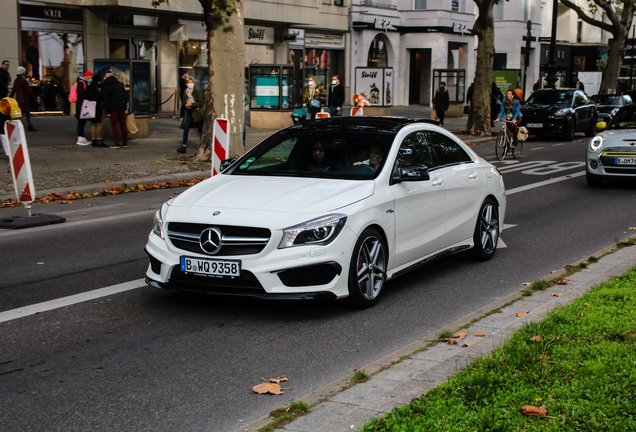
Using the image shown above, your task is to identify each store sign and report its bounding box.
[355,68,391,106]
[384,69,393,106]
[452,22,468,34]
[20,4,84,22]
[245,26,275,45]
[374,18,397,32]
[289,29,305,48]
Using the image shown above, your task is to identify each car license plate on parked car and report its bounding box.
[616,157,636,165]
[180,256,241,277]
[526,123,542,128]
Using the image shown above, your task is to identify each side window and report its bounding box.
[394,131,437,173]
[427,132,472,166]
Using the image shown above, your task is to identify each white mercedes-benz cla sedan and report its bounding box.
[145,117,506,308]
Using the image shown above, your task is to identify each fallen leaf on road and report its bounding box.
[58,201,74,204]
[566,175,572,178]
[521,405,547,417]
[629,227,636,230]
[87,204,93,207]
[461,342,474,347]
[154,161,162,164]
[453,331,468,340]
[81,213,87,215]
[552,293,563,297]
[522,282,532,286]
[268,376,288,384]
[530,335,542,342]
[446,339,458,345]
[556,279,569,285]
[516,312,528,317]
[252,383,285,395]
[474,333,485,337]
[104,180,111,183]
[550,270,557,273]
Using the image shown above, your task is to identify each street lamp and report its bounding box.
[523,20,532,99]
[545,0,559,89]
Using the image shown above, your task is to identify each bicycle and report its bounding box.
[495,120,522,161]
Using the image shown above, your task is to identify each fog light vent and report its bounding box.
[590,161,598,169]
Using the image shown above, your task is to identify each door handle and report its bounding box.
[432,177,443,186]
[468,171,478,180]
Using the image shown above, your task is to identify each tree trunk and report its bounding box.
[195,1,245,162]
[466,0,495,137]
[600,31,627,94]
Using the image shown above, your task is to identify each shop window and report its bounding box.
[414,0,427,10]
[304,49,332,87]
[179,41,208,67]
[493,1,504,21]
[433,69,465,104]
[334,0,344,5]
[110,39,129,59]
[20,30,84,113]
[368,34,389,68]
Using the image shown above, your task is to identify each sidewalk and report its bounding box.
[237,242,636,432]
[0,106,492,201]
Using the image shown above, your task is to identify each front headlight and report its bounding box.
[611,108,620,116]
[554,108,570,117]
[589,135,604,151]
[278,214,347,249]
[152,209,164,239]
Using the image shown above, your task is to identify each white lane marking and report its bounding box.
[506,171,585,195]
[531,147,544,151]
[497,238,507,249]
[502,224,517,230]
[0,279,146,324]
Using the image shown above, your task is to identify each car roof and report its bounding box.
[297,116,440,131]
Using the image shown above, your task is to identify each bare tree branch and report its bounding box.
[559,0,615,33]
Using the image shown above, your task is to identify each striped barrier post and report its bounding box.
[212,116,229,176]
[5,120,35,213]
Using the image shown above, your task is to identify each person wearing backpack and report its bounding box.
[71,71,93,145]
[102,70,128,148]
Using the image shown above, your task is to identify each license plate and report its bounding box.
[616,157,636,165]
[526,123,542,128]
[180,256,241,278]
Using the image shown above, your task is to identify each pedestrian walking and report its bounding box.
[576,79,585,92]
[102,70,128,149]
[179,70,188,120]
[177,76,203,154]
[84,74,107,147]
[302,76,326,120]
[10,66,36,131]
[433,81,450,126]
[0,60,10,99]
[74,71,93,145]
[328,75,345,117]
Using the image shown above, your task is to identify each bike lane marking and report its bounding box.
[0,279,146,324]
[506,171,586,195]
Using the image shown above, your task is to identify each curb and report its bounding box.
[235,235,636,432]
[0,170,209,203]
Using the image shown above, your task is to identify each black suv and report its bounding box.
[521,89,597,141]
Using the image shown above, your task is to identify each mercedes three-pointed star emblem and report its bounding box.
[199,227,223,255]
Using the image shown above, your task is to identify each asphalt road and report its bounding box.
[1,132,636,432]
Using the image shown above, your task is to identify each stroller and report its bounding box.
[290,108,308,125]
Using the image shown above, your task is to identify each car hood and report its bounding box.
[522,104,570,115]
[170,175,375,213]
[598,128,636,146]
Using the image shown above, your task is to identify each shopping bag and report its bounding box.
[126,112,138,134]
[80,100,96,119]
[430,109,437,120]
[309,99,321,109]
[191,107,205,125]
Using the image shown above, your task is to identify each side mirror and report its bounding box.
[392,165,430,183]
[220,158,237,172]
[596,121,607,132]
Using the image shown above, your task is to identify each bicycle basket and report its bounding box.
[517,126,529,142]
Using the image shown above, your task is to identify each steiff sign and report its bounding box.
[374,18,396,32]
[355,67,393,106]
[244,26,275,45]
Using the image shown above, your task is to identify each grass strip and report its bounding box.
[361,267,636,431]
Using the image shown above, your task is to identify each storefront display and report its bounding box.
[355,67,393,106]
[250,65,293,110]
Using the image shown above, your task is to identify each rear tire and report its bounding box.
[495,131,507,161]
[347,228,387,308]
[472,198,499,261]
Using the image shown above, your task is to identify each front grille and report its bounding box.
[167,222,270,256]
[604,168,636,174]
[599,147,636,167]
[169,267,265,293]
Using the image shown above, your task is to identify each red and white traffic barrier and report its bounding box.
[212,116,229,176]
[5,120,35,205]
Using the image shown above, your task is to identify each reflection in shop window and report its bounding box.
[21,30,84,113]
[304,49,331,87]
[368,34,388,68]
[178,41,208,67]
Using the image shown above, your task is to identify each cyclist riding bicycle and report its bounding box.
[494,89,522,146]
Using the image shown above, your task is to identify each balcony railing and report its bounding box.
[359,0,398,10]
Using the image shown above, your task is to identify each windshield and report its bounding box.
[608,106,636,129]
[591,95,623,106]
[228,125,395,180]
[526,90,573,106]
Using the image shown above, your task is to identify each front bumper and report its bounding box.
[587,147,636,177]
[144,224,356,300]
[523,117,567,134]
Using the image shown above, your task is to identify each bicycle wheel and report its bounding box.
[511,138,523,159]
[495,131,507,161]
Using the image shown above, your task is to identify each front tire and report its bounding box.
[495,131,507,161]
[348,228,387,308]
[472,198,499,261]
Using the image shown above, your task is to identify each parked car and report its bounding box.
[521,88,597,141]
[145,117,507,308]
[586,104,636,186]
[590,94,632,123]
